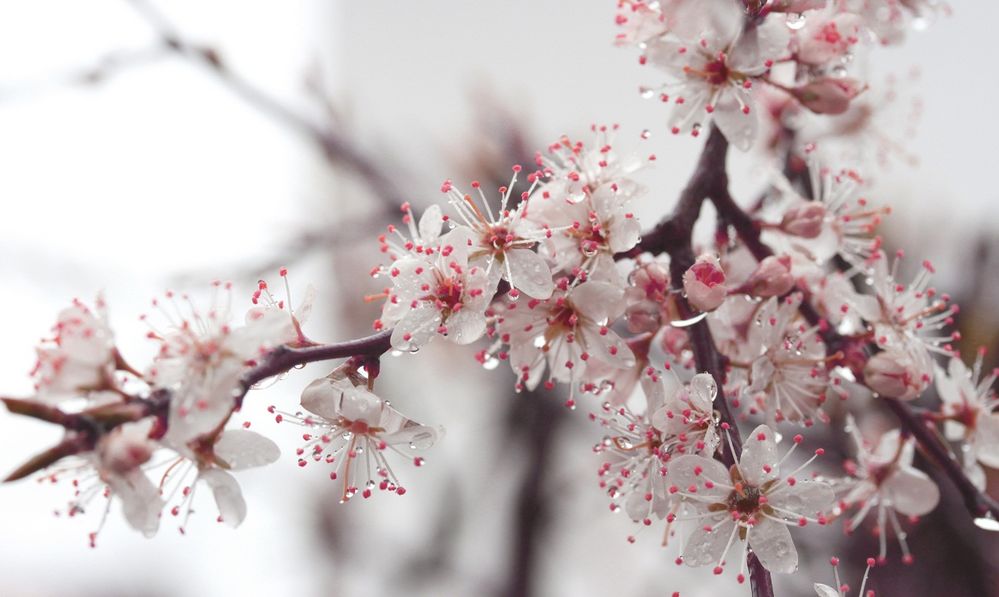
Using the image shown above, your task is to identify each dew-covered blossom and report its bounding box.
[31,295,117,404]
[440,168,555,299]
[846,250,958,363]
[145,277,314,444]
[492,279,635,396]
[638,1,792,150]
[159,427,281,532]
[276,365,440,502]
[593,369,719,532]
[830,416,939,561]
[0,1,975,589]
[724,295,835,428]
[667,425,834,577]
[375,226,493,351]
[934,353,999,488]
[529,131,648,283]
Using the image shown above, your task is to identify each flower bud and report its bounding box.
[864,350,930,401]
[793,77,864,115]
[780,201,826,238]
[744,255,795,298]
[683,255,727,312]
[99,420,156,475]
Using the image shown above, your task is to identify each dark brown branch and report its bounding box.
[676,130,999,530]
[630,124,774,596]
[237,330,394,402]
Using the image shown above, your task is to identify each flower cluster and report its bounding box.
[615,0,947,152]
[4,2,988,596]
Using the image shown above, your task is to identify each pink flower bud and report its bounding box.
[744,255,795,298]
[780,201,826,238]
[99,421,156,475]
[863,350,930,401]
[793,77,864,115]
[683,255,727,312]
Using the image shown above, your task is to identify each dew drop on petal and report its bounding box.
[785,13,806,30]
[975,514,999,532]
[670,312,709,328]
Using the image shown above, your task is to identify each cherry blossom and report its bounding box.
[667,425,834,576]
[277,365,440,502]
[831,416,940,560]
[145,278,314,444]
[31,295,117,404]
[440,168,554,299]
[934,353,999,488]
[376,226,492,350]
[640,1,791,150]
[493,279,635,394]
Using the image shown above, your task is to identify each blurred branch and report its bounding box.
[127,0,404,211]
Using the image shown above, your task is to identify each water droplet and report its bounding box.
[670,312,708,328]
[785,13,806,30]
[975,513,999,532]
[409,430,436,450]
[640,129,652,140]
[482,356,500,370]
[639,87,655,99]
[365,480,376,489]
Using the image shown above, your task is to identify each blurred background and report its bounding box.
[1,1,998,595]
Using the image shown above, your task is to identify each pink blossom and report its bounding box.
[682,254,727,312]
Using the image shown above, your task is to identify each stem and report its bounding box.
[636,124,774,596]
[126,0,405,209]
[236,330,394,405]
[883,398,999,520]
[677,130,999,528]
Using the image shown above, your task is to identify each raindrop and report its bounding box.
[640,87,656,99]
[785,13,806,30]
[670,312,708,328]
[409,430,437,450]
[640,129,652,140]
[975,513,999,532]
[482,356,500,370]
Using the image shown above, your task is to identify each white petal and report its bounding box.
[570,281,625,322]
[391,303,442,350]
[201,468,247,528]
[418,204,444,243]
[683,517,737,567]
[884,467,940,516]
[666,454,730,501]
[443,308,487,345]
[713,88,758,152]
[748,517,798,574]
[814,585,841,597]
[688,373,718,412]
[108,470,163,538]
[973,413,999,469]
[768,481,834,518]
[625,490,653,522]
[739,424,780,486]
[214,429,281,470]
[505,248,554,299]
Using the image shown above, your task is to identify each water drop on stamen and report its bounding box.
[640,129,652,140]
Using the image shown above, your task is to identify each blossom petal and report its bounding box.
[740,424,780,486]
[571,281,625,322]
[443,308,487,345]
[418,204,444,243]
[813,584,841,597]
[214,429,281,470]
[391,303,442,350]
[201,468,247,528]
[767,481,834,518]
[683,517,737,567]
[884,467,940,516]
[973,413,999,469]
[666,454,730,501]
[108,470,163,538]
[505,248,554,299]
[748,517,798,574]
